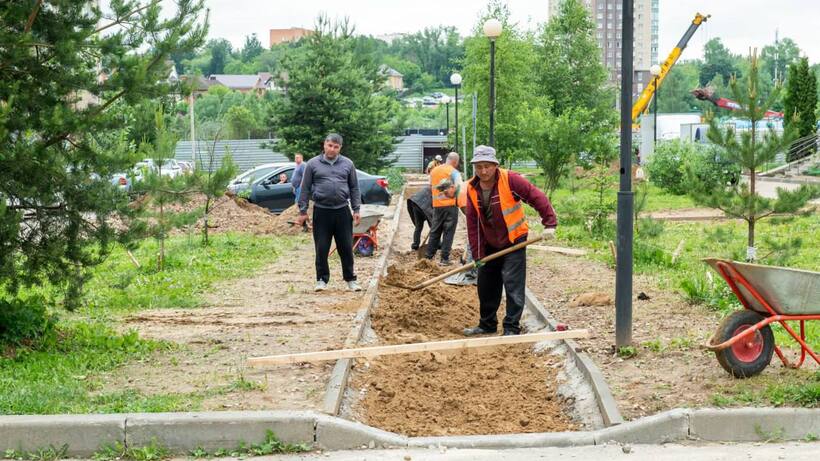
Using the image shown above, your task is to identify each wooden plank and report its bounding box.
[529,245,588,256]
[248,329,591,367]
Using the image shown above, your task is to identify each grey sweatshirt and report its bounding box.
[298,154,361,214]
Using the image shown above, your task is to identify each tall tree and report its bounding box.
[462,1,537,166]
[692,53,817,261]
[700,38,741,86]
[271,16,398,171]
[207,39,232,75]
[523,0,615,191]
[783,57,818,157]
[656,61,701,113]
[241,33,264,62]
[760,37,801,84]
[0,0,207,308]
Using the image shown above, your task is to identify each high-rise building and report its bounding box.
[548,0,659,99]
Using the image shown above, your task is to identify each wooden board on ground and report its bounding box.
[247,329,591,367]
[529,245,588,256]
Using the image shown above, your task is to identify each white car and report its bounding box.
[134,159,182,179]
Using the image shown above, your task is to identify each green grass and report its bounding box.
[190,430,310,458]
[711,370,820,408]
[80,233,299,315]
[1,233,296,415]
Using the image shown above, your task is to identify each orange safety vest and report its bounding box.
[456,183,467,208]
[430,164,456,207]
[467,168,528,243]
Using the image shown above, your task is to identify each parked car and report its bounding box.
[133,158,182,179]
[244,163,391,213]
[227,162,291,194]
[110,173,131,192]
[422,96,437,106]
[177,161,194,174]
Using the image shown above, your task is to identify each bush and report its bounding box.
[645,140,740,195]
[0,296,58,346]
[379,167,405,195]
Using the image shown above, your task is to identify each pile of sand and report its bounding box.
[164,193,312,236]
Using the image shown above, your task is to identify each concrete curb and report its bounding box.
[321,186,406,415]
[2,408,819,455]
[524,288,625,427]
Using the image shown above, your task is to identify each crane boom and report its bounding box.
[631,13,710,121]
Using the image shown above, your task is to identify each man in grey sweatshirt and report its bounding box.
[295,133,362,292]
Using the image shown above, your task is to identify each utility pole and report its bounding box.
[615,0,635,349]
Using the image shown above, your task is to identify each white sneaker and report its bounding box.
[347,280,362,292]
[314,280,327,292]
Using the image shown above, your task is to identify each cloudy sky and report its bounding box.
[197,0,820,62]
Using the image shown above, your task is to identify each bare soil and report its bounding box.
[526,250,815,421]
[347,201,577,436]
[167,193,311,236]
[98,205,393,411]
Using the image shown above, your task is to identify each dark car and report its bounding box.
[246,163,391,213]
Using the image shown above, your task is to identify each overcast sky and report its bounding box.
[197,0,820,63]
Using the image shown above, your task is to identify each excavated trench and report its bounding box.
[336,185,602,436]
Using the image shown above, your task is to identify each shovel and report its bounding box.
[415,231,430,258]
[389,235,544,291]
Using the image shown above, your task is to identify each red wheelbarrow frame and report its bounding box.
[328,223,380,257]
[705,260,820,369]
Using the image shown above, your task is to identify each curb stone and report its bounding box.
[0,414,125,457]
[124,411,315,452]
[1,409,820,454]
[524,287,625,426]
[689,407,820,442]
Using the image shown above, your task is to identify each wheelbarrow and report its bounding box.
[329,206,386,257]
[703,258,820,378]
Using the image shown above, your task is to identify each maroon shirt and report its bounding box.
[466,170,557,259]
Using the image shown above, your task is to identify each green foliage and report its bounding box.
[656,62,701,113]
[0,296,57,347]
[0,323,165,414]
[700,38,742,86]
[760,37,802,85]
[131,112,200,270]
[0,0,207,311]
[200,431,310,457]
[678,269,739,312]
[241,34,264,62]
[207,39,232,76]
[379,168,406,194]
[462,1,537,166]
[712,371,820,408]
[3,444,68,461]
[617,346,637,359]
[94,439,169,461]
[388,26,464,86]
[783,57,818,159]
[271,16,398,170]
[194,143,238,246]
[646,140,741,196]
[192,86,271,139]
[645,140,697,195]
[583,159,617,239]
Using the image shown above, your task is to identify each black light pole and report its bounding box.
[444,96,451,136]
[484,19,502,147]
[615,0,635,349]
[451,72,462,156]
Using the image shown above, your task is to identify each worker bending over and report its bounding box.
[406,187,434,251]
[464,146,557,336]
[426,152,462,265]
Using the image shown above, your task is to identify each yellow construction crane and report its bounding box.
[631,13,710,122]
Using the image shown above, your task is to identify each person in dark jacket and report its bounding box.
[463,146,557,336]
[295,134,362,292]
[406,187,434,251]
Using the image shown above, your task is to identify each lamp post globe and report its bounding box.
[449,73,462,86]
[483,18,502,38]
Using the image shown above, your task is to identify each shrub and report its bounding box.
[379,167,405,195]
[0,296,57,346]
[645,140,740,195]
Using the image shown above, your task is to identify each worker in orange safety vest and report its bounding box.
[426,152,462,265]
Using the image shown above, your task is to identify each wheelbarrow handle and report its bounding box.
[410,235,544,291]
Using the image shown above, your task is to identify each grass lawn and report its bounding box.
[1,233,297,415]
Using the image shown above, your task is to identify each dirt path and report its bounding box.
[346,198,578,436]
[99,205,396,411]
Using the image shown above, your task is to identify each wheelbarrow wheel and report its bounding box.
[714,310,774,378]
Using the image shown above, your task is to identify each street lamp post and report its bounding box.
[450,73,462,156]
[442,95,451,136]
[483,19,502,147]
[650,64,662,149]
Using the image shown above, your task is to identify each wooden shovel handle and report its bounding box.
[411,235,544,291]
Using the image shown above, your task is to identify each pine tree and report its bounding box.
[694,52,819,261]
[783,57,818,159]
[0,0,206,308]
[271,16,398,171]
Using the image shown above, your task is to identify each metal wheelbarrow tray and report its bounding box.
[703,258,820,378]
